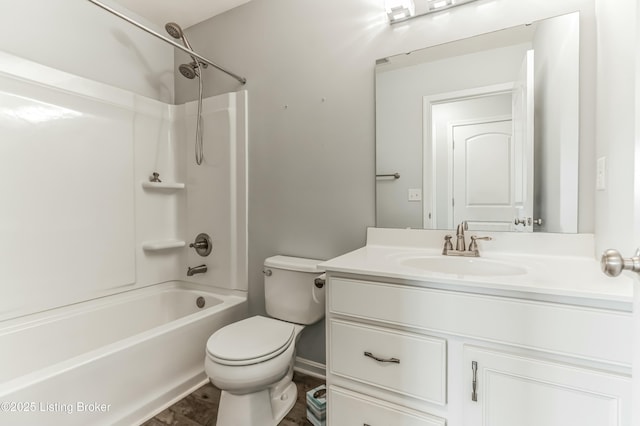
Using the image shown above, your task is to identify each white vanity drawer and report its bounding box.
[329,277,632,366]
[329,319,446,405]
[328,385,446,426]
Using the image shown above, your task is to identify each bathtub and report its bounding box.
[0,281,247,425]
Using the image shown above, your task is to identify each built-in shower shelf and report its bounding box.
[141,181,185,190]
[142,239,186,251]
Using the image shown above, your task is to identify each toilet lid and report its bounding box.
[206,316,294,366]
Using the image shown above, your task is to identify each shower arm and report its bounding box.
[87,0,247,85]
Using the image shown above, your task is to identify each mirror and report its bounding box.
[375,12,579,233]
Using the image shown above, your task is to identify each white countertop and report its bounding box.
[321,228,634,311]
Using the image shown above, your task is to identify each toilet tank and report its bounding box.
[264,255,325,325]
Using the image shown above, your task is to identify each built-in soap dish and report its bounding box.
[142,239,186,251]
[141,181,185,190]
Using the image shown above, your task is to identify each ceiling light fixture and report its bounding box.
[387,0,479,24]
[427,0,477,12]
[385,0,415,23]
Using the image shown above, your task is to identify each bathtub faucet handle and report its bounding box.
[189,233,212,257]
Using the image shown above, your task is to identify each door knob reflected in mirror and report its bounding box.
[600,248,640,277]
[515,218,543,226]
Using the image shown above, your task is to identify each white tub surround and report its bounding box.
[0,49,249,424]
[322,227,633,426]
[181,91,248,291]
[0,50,248,319]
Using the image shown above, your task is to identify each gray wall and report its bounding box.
[179,0,596,364]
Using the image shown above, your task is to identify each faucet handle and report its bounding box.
[469,236,492,252]
[443,234,453,253]
[189,233,212,257]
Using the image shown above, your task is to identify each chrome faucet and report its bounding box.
[442,221,492,257]
[455,221,467,251]
[187,264,207,276]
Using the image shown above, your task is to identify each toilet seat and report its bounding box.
[207,316,294,366]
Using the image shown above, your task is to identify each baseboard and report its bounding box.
[124,374,209,426]
[294,356,326,380]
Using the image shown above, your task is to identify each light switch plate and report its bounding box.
[408,188,422,201]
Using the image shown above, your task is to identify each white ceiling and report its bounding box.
[110,0,252,29]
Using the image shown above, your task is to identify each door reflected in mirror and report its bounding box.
[375,12,579,233]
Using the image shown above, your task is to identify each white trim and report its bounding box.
[294,356,326,380]
[425,83,515,106]
[423,83,514,229]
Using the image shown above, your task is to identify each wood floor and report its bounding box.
[142,372,325,426]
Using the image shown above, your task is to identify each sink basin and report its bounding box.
[399,256,527,277]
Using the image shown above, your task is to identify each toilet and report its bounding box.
[204,255,325,426]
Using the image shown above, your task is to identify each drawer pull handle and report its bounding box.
[364,351,400,364]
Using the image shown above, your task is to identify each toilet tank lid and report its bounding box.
[264,255,325,273]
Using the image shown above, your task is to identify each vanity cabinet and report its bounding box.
[325,275,632,425]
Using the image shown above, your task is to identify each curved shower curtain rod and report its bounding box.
[87,0,247,85]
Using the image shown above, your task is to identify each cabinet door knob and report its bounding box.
[364,351,400,364]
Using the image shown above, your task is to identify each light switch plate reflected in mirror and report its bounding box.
[408,188,422,201]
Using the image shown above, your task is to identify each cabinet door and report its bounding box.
[463,346,631,426]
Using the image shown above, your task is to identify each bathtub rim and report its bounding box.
[0,281,247,397]
[0,280,245,331]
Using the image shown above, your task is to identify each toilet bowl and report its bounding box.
[205,316,303,394]
[204,256,325,426]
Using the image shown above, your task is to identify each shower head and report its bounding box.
[165,21,193,50]
[179,63,199,79]
[165,22,183,40]
[166,21,205,79]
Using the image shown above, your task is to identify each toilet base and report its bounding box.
[215,377,297,426]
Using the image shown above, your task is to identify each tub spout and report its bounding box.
[187,264,207,276]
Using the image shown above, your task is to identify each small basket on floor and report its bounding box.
[306,384,326,426]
